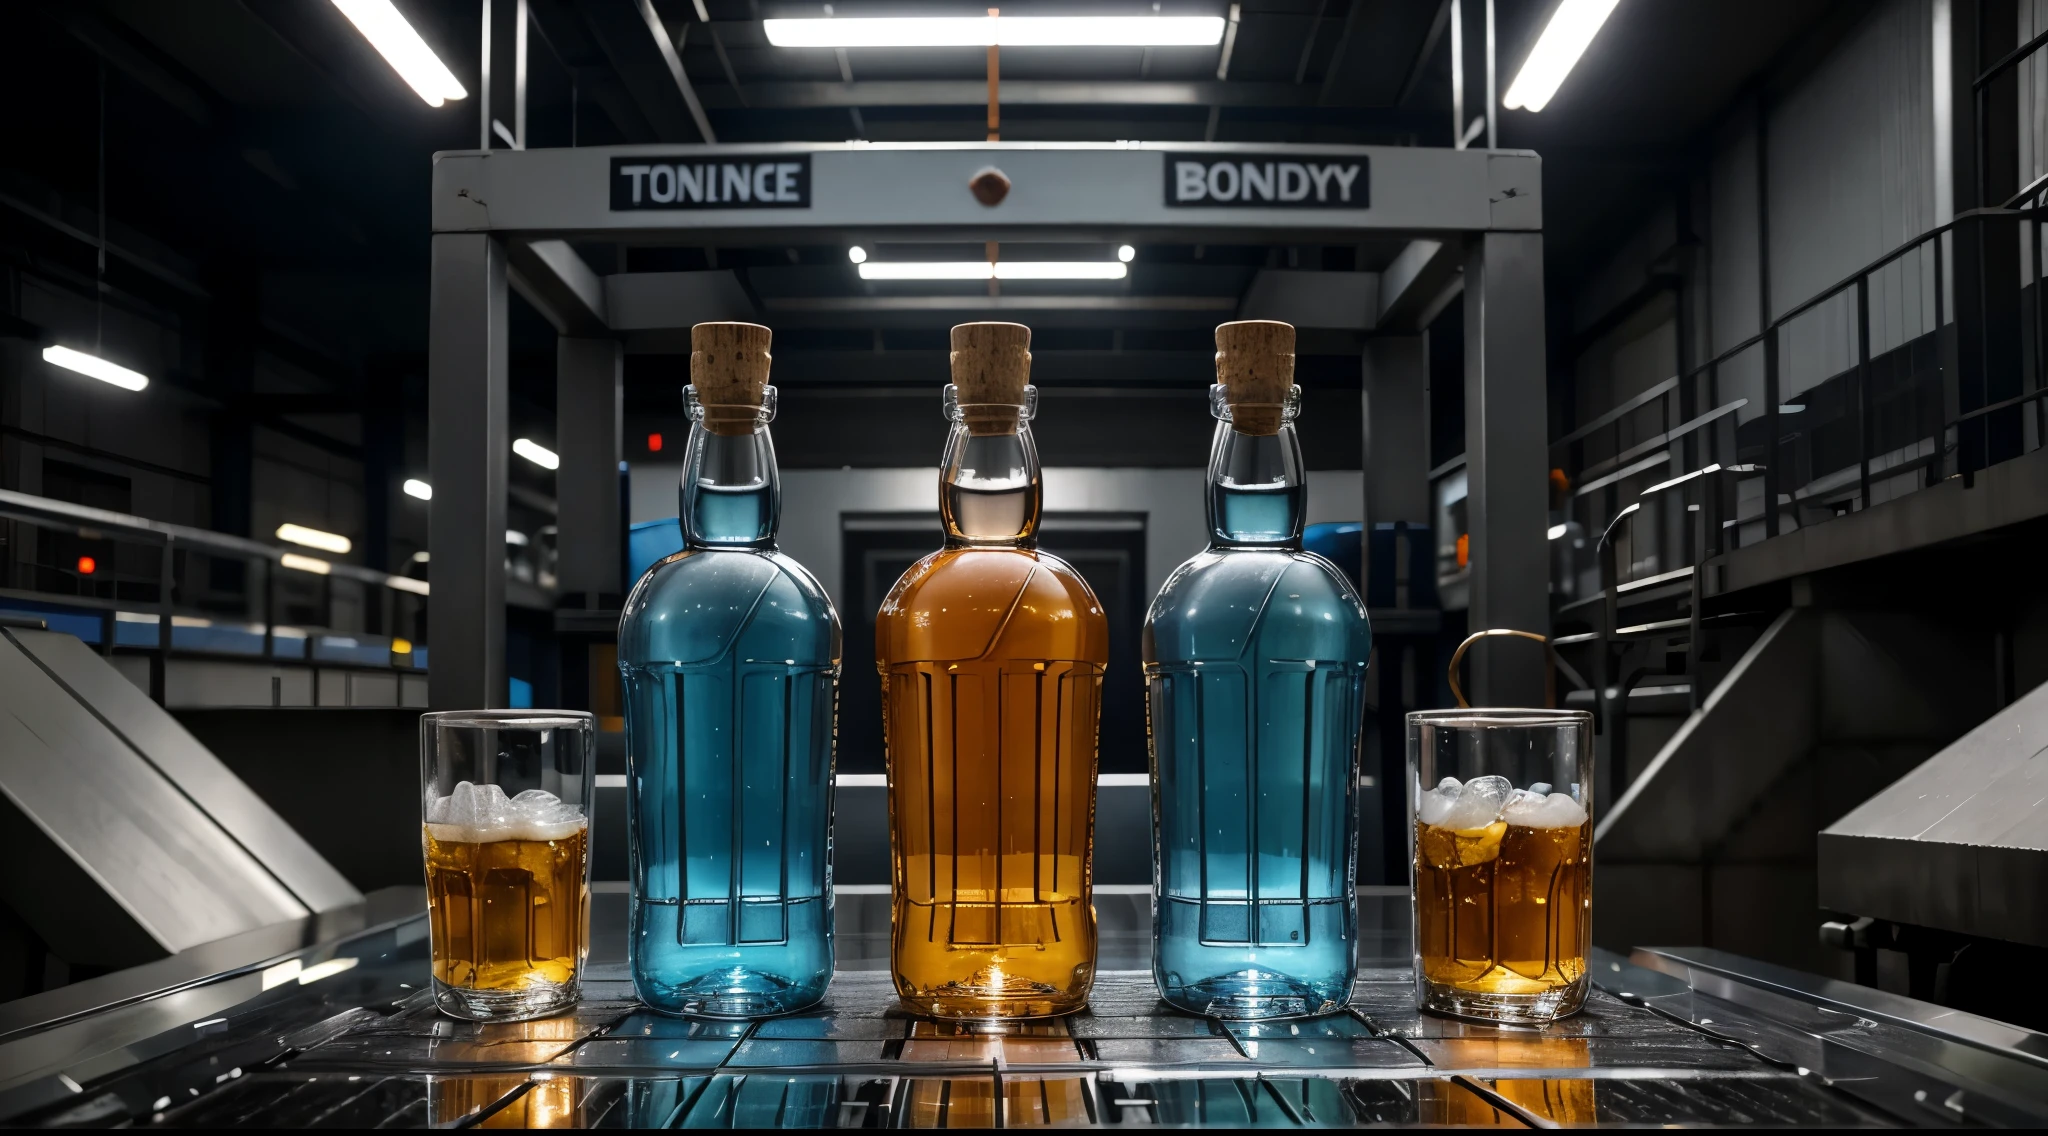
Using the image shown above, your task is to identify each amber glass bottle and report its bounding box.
[877,323,1108,1018]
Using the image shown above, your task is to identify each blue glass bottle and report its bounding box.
[618,325,839,1016]
[1145,322,1371,1019]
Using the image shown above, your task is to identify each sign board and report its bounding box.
[1164,153,1369,209]
[611,156,812,210]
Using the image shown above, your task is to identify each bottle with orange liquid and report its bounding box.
[877,322,1108,1018]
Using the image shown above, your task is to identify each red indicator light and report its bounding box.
[647,432,664,453]
[77,555,97,575]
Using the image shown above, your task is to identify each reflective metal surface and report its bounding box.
[1821,675,2048,950]
[4,885,2045,1127]
[0,629,352,968]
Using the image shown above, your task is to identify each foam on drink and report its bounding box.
[425,781,586,842]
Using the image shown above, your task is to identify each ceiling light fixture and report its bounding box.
[1117,245,1136,263]
[280,552,333,576]
[330,0,469,107]
[276,523,353,555]
[43,345,148,391]
[763,16,1225,49]
[1502,0,1621,112]
[513,438,560,470]
[858,261,1128,281]
[848,246,868,264]
[403,478,433,500]
[387,575,430,596]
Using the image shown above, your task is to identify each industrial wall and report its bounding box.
[0,228,392,598]
[1567,0,1948,445]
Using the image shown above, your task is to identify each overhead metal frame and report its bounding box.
[427,140,1549,710]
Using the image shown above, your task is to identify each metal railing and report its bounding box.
[0,488,431,703]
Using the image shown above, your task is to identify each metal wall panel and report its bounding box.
[1767,0,1938,397]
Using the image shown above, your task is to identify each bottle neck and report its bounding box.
[939,422,1041,547]
[1206,422,1305,548]
[679,423,780,549]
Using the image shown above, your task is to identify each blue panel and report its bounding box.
[629,517,686,585]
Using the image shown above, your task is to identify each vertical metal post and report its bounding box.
[1762,326,1781,537]
[1462,232,1551,707]
[429,234,510,711]
[1361,336,1430,605]
[514,0,528,149]
[2037,215,2047,445]
[1857,276,1873,510]
[479,0,493,151]
[261,556,274,660]
[1449,0,1464,148]
[1934,230,1949,486]
[557,337,625,607]
[1483,0,1497,150]
[153,534,173,704]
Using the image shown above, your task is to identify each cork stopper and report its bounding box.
[690,322,773,436]
[949,322,1032,436]
[1214,320,1295,436]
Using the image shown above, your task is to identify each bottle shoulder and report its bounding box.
[877,546,1107,665]
[1144,546,1369,665]
[620,547,840,667]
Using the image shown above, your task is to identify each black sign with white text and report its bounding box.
[1164,153,1369,209]
[611,156,811,210]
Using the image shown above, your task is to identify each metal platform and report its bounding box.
[3,886,2046,1128]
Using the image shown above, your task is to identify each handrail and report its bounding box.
[1573,399,1747,484]
[1949,384,2048,427]
[1551,376,1679,449]
[1673,208,2029,392]
[1975,25,2048,90]
[0,487,418,592]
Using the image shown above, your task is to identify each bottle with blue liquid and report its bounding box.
[618,322,840,1016]
[1144,320,1372,1019]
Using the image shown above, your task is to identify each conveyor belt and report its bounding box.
[2,887,2045,1128]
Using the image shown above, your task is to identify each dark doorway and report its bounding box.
[838,512,1148,776]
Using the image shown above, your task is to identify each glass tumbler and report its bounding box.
[422,710,595,1021]
[1407,709,1593,1024]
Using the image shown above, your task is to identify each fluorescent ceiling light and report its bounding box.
[280,552,333,575]
[858,261,1128,281]
[1117,245,1136,263]
[411,550,431,563]
[276,523,353,554]
[403,478,433,500]
[1547,523,1568,540]
[387,574,430,596]
[1502,0,1621,112]
[43,345,148,391]
[763,16,1225,49]
[847,246,868,264]
[514,437,560,470]
[330,0,468,106]
[505,529,529,546]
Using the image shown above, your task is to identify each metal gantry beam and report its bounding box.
[425,141,1548,712]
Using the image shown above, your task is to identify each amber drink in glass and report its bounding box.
[1408,709,1592,1024]
[422,710,594,1021]
[877,322,1108,1018]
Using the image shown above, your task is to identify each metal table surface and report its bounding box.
[4,885,2047,1128]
